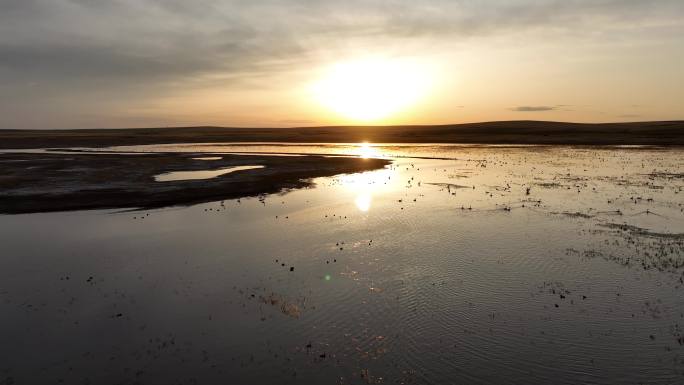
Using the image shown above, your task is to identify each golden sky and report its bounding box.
[1,1,683,129]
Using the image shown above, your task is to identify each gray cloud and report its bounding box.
[511,106,556,112]
[2,1,682,84]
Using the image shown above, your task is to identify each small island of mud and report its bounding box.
[0,152,390,214]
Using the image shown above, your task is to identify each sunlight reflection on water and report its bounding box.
[339,165,396,212]
[354,193,372,212]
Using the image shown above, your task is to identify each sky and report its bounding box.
[0,0,683,129]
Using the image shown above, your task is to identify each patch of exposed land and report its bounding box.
[0,152,390,214]
[0,120,683,148]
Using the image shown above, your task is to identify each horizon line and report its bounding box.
[2,119,683,132]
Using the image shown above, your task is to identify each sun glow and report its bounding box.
[311,57,432,122]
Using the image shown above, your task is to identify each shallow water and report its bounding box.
[1,145,683,385]
[154,165,264,182]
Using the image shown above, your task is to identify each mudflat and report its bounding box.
[1,120,683,149]
[0,152,389,214]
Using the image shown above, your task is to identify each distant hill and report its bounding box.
[1,120,682,148]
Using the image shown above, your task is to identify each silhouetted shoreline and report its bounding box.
[1,120,683,149]
[0,152,389,214]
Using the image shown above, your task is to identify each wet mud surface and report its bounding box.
[0,152,389,213]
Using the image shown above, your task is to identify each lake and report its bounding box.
[1,144,683,384]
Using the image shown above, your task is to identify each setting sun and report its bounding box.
[311,57,432,122]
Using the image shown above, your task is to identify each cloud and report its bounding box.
[511,106,556,112]
[0,0,682,128]
[1,0,682,86]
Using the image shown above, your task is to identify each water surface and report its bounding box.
[1,144,683,385]
[154,165,264,182]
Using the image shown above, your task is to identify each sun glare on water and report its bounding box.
[312,57,432,122]
[339,166,395,213]
[356,142,381,159]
